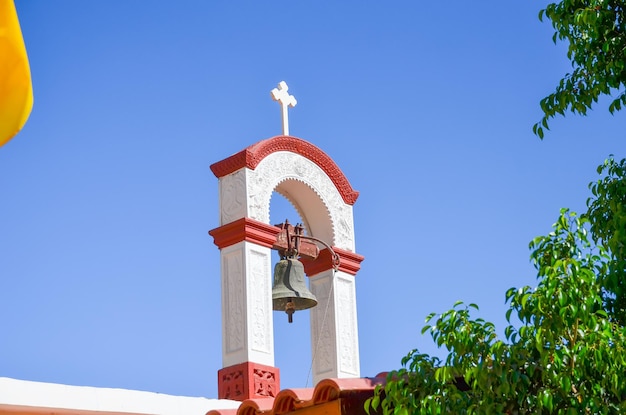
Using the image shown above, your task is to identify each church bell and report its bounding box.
[272,257,317,323]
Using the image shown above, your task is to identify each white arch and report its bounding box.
[248,151,355,251]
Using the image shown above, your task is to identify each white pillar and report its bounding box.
[309,269,360,384]
[220,241,274,367]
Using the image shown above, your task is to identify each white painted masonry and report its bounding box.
[0,377,240,415]
[220,241,275,367]
[215,140,360,385]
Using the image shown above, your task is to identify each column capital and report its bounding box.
[209,218,281,249]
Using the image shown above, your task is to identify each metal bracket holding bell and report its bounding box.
[271,220,340,323]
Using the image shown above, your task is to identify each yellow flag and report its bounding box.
[0,0,33,147]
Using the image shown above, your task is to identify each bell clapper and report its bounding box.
[285,300,295,323]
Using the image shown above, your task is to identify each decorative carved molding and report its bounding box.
[210,136,359,205]
[336,275,359,376]
[220,169,247,224]
[310,273,335,376]
[218,361,280,401]
[249,249,271,354]
[248,151,355,250]
[210,218,281,249]
[223,249,245,355]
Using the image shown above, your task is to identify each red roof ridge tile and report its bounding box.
[237,398,274,415]
[273,388,315,413]
[207,409,238,415]
[207,376,387,415]
[313,378,386,403]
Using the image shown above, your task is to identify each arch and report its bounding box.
[270,179,329,243]
[252,151,354,251]
[211,136,363,395]
[210,136,359,206]
[212,137,358,251]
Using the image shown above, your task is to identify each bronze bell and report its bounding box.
[272,258,318,323]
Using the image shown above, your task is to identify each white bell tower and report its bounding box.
[209,83,364,401]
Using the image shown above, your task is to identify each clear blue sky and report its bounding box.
[1,0,623,398]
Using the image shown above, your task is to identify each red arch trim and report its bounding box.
[210,136,359,205]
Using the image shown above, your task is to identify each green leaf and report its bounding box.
[393,407,408,415]
[535,328,543,351]
[370,394,380,411]
[505,308,513,322]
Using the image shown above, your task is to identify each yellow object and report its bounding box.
[0,0,33,147]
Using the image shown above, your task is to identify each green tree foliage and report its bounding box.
[534,1,626,138]
[585,157,626,325]
[366,158,626,414]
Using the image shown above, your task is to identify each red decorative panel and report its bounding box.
[210,136,359,206]
[218,361,280,401]
[253,366,278,398]
[218,366,245,400]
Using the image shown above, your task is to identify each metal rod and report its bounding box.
[295,234,340,270]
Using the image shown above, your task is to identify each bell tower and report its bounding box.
[209,82,364,401]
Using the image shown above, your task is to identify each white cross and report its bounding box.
[271,81,297,136]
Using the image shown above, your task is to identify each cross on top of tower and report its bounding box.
[271,81,297,136]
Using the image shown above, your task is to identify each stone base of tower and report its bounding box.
[217,362,280,401]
